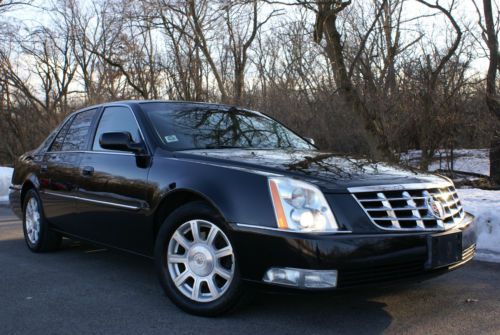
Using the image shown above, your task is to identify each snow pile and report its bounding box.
[458,188,500,263]
[432,149,490,176]
[0,167,14,203]
[401,149,490,176]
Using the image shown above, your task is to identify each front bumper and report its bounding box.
[230,213,476,289]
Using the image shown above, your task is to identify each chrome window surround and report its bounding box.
[44,150,136,156]
[91,105,150,155]
[349,183,465,232]
[45,104,150,156]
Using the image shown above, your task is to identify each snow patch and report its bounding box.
[458,188,500,263]
[0,167,14,203]
[401,149,490,176]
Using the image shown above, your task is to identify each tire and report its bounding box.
[155,201,244,316]
[22,189,62,252]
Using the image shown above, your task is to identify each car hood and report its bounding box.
[172,149,448,193]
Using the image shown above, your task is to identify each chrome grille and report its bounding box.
[350,183,465,231]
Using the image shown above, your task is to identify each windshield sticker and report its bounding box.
[164,135,179,143]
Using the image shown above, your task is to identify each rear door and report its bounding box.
[75,105,151,252]
[39,108,98,232]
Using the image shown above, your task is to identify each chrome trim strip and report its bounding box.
[9,185,22,191]
[377,192,400,228]
[43,191,141,210]
[235,223,352,234]
[89,151,136,156]
[46,150,135,156]
[348,182,453,193]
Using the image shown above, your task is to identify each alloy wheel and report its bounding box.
[25,197,41,245]
[167,220,235,303]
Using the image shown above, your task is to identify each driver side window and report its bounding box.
[93,107,142,151]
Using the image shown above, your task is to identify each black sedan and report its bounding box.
[9,101,476,316]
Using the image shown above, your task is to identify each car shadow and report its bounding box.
[61,238,395,333]
[1,236,396,334]
[239,290,393,334]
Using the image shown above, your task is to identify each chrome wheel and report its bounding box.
[25,197,41,245]
[167,220,235,303]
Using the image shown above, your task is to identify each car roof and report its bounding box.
[72,100,263,116]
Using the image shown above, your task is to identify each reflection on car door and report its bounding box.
[75,106,151,254]
[39,109,98,233]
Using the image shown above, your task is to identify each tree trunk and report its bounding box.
[321,12,393,161]
[483,0,500,184]
[491,134,500,184]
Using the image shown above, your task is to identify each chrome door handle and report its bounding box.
[81,166,94,176]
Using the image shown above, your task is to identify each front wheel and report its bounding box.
[155,201,244,316]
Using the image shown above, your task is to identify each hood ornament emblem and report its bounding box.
[426,196,445,220]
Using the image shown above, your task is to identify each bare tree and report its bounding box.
[0,0,31,14]
[474,0,500,184]
[222,1,279,103]
[186,0,229,100]
[0,13,78,160]
[156,0,278,103]
[411,0,463,169]
[261,0,397,159]
[85,0,163,99]
[151,0,207,100]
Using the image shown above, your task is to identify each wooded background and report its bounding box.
[0,0,499,183]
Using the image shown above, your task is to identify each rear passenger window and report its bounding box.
[60,109,97,151]
[49,116,74,152]
[93,107,142,151]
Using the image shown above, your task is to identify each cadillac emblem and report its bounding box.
[426,197,445,220]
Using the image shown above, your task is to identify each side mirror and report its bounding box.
[304,137,316,146]
[99,132,145,154]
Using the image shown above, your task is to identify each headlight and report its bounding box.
[268,177,339,232]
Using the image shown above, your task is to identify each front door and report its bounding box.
[75,106,151,253]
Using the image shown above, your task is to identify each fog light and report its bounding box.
[303,271,337,288]
[262,268,301,287]
[263,268,337,289]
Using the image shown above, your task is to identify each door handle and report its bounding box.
[40,164,48,173]
[81,166,94,176]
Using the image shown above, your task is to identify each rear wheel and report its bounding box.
[155,201,244,316]
[23,189,62,252]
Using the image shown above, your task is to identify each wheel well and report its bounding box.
[20,181,35,207]
[153,190,217,237]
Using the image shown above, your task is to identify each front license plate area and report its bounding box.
[430,232,462,268]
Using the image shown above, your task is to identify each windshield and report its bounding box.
[142,103,315,151]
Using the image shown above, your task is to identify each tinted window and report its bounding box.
[60,109,97,151]
[49,115,74,152]
[142,103,314,151]
[93,107,142,151]
[39,131,58,152]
